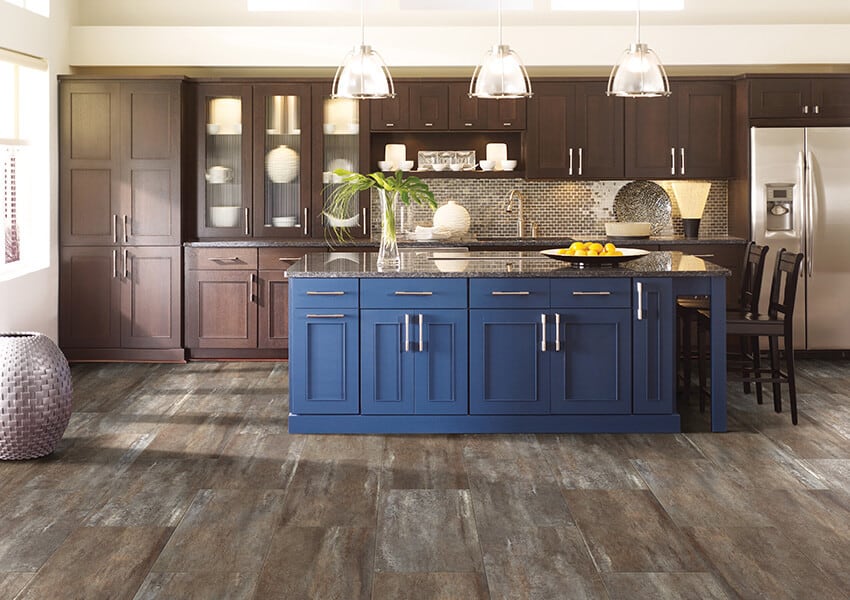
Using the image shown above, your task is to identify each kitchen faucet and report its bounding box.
[505,189,526,237]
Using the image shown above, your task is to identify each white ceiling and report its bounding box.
[73,0,850,27]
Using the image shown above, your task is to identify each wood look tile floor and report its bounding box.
[2,359,850,600]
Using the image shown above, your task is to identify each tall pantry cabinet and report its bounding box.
[59,78,186,361]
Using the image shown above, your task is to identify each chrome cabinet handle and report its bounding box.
[578,147,583,176]
[208,256,241,262]
[670,147,676,175]
[362,208,368,236]
[123,248,129,279]
[394,291,433,296]
[540,313,547,352]
[404,313,410,352]
[112,249,118,278]
[243,208,250,236]
[636,281,643,321]
[306,290,345,295]
[491,291,530,296]
[123,214,129,243]
[503,122,512,127]
[554,312,561,352]
[693,254,715,258]
[568,147,573,176]
[278,257,303,262]
[424,122,434,127]
[113,214,118,243]
[303,207,309,236]
[803,105,809,114]
[814,105,820,114]
[572,291,611,296]
[249,272,257,303]
[418,313,424,352]
[680,147,685,175]
[306,314,345,319]
[464,122,473,127]
[385,123,395,127]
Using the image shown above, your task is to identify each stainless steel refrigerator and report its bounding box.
[751,127,850,350]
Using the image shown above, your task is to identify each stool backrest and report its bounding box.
[739,242,769,314]
[767,249,805,320]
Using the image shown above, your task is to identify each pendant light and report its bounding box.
[607,0,671,98]
[469,0,533,99]
[331,0,395,99]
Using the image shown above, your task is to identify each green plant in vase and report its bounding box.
[324,169,436,269]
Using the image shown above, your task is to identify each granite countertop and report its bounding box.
[286,250,731,279]
[185,235,746,249]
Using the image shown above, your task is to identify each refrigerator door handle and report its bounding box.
[797,150,807,278]
[806,151,817,278]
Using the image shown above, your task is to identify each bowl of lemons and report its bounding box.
[540,241,649,267]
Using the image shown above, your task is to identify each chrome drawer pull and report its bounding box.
[540,314,547,352]
[555,312,561,352]
[306,314,345,319]
[404,313,410,352]
[394,291,433,296]
[503,122,512,127]
[693,254,715,258]
[208,256,241,262]
[572,291,611,296]
[306,291,345,295]
[464,122,473,127]
[491,291,530,296]
[278,257,303,262]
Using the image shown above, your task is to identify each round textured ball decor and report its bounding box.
[0,332,73,460]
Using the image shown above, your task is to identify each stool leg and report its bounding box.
[682,312,692,403]
[785,339,798,425]
[739,335,752,395]
[769,335,782,413]
[752,336,764,405]
[697,319,708,413]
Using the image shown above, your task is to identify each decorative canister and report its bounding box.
[0,332,73,460]
[432,200,470,236]
[265,145,300,183]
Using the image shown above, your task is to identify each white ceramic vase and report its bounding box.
[265,145,299,183]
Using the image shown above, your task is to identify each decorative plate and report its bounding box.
[539,247,650,267]
[613,181,671,235]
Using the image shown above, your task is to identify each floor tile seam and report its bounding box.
[370,436,388,600]
[458,446,493,599]
[675,525,759,598]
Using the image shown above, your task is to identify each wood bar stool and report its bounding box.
[677,242,769,405]
[697,249,804,424]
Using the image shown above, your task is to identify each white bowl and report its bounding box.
[604,221,652,238]
[431,163,447,172]
[400,160,415,171]
[209,206,240,228]
[272,216,297,227]
[479,160,495,171]
[377,160,393,171]
[449,163,464,171]
[501,159,518,171]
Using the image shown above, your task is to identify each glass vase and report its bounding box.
[377,188,400,269]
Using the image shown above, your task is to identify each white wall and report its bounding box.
[0,2,72,341]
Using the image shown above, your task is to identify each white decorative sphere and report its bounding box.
[432,200,470,235]
[265,145,299,183]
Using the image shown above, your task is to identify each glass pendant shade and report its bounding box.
[469,44,533,99]
[332,44,395,99]
[607,42,671,97]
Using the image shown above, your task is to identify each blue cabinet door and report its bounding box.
[414,309,468,415]
[633,278,674,414]
[290,308,359,414]
[362,309,468,415]
[549,309,632,414]
[470,309,549,414]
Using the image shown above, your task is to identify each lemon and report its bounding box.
[589,242,604,254]
[568,241,584,251]
[604,242,617,253]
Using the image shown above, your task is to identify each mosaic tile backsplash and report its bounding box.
[372,179,728,239]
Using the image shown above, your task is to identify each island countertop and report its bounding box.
[286,250,731,279]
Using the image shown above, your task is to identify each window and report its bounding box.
[0,49,48,273]
[2,0,49,17]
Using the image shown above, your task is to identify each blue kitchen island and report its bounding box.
[287,250,729,434]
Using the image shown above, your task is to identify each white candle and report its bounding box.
[384,144,407,170]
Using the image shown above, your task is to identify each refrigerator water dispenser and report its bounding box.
[765,183,793,231]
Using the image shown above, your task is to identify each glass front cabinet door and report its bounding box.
[312,83,371,239]
[196,83,253,238]
[253,83,312,238]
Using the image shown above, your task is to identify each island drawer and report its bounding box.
[290,278,359,308]
[469,279,550,308]
[550,278,631,308]
[185,248,257,270]
[360,279,467,309]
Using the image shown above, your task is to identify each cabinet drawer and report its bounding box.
[469,279,549,308]
[259,247,311,270]
[550,278,631,308]
[360,279,467,309]
[186,247,257,270]
[290,278,359,308]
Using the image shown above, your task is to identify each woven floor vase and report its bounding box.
[0,332,73,460]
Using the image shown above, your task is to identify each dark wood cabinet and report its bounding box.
[370,82,448,131]
[526,80,623,179]
[59,78,184,361]
[448,82,526,130]
[370,85,409,130]
[59,245,182,358]
[625,80,731,179]
[749,76,850,120]
[184,247,309,357]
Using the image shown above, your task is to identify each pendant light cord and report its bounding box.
[635,0,641,44]
[498,0,503,47]
[360,0,366,46]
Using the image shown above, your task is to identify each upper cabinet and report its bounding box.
[748,76,850,120]
[526,80,623,179]
[60,79,183,246]
[195,82,313,239]
[625,79,732,179]
[371,80,526,131]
